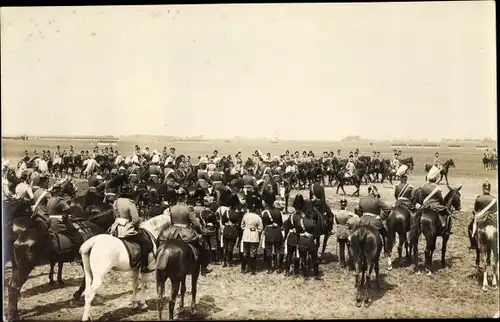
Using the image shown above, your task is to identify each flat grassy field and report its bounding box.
[2,138,498,320]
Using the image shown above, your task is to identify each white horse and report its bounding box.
[476,222,498,292]
[79,213,172,321]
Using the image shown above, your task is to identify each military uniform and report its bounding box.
[148,164,163,185]
[468,194,498,248]
[418,183,449,226]
[358,196,391,229]
[297,216,320,279]
[283,210,303,275]
[358,196,391,254]
[240,211,263,274]
[394,182,415,211]
[198,208,220,263]
[335,209,356,266]
[47,196,82,245]
[219,206,243,266]
[261,208,284,273]
[162,203,202,242]
[242,174,256,192]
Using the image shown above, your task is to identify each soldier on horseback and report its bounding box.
[46,180,83,246]
[394,174,415,212]
[417,166,453,235]
[355,185,391,255]
[434,152,443,172]
[108,194,154,273]
[468,181,497,250]
[15,171,34,202]
[160,188,211,275]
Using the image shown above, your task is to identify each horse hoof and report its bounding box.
[355,299,362,307]
[364,299,371,308]
[58,280,65,285]
[492,285,498,290]
[415,270,421,275]
[48,280,55,285]
[387,265,393,271]
[426,270,432,276]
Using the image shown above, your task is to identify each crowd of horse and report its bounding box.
[2,147,498,321]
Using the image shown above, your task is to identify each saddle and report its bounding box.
[121,238,143,269]
[48,232,78,259]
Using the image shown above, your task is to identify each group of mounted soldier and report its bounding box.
[2,144,497,319]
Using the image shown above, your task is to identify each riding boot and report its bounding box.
[284,254,292,276]
[61,214,83,245]
[293,258,300,276]
[222,248,228,267]
[313,258,321,280]
[198,245,212,276]
[266,253,273,274]
[241,256,247,274]
[250,257,257,275]
[468,219,477,249]
[228,251,234,267]
[301,257,308,279]
[277,254,284,274]
[272,254,278,272]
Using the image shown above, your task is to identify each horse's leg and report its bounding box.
[441,234,450,268]
[73,264,86,302]
[82,260,112,321]
[191,270,199,315]
[156,271,166,320]
[57,262,64,284]
[178,276,186,312]
[482,247,489,292]
[321,233,329,258]
[49,261,56,284]
[8,263,35,320]
[354,261,362,307]
[130,269,140,307]
[137,272,149,310]
[424,235,437,275]
[168,280,181,320]
[364,262,373,307]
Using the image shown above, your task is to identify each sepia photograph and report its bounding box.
[1,2,498,320]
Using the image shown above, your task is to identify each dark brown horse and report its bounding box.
[155,239,202,320]
[349,225,383,307]
[6,184,114,321]
[409,185,462,275]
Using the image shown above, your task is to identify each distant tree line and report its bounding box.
[2,135,28,140]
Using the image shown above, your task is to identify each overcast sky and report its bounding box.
[1,2,496,141]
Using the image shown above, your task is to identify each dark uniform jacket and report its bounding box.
[297,216,317,252]
[242,174,256,189]
[394,182,415,211]
[419,183,446,212]
[198,208,219,235]
[474,194,498,227]
[221,208,243,240]
[284,212,304,246]
[358,196,391,230]
[261,208,284,244]
[161,203,202,243]
[309,182,326,203]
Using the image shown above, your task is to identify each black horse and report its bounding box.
[409,185,462,275]
[385,203,413,270]
[349,225,383,308]
[155,239,202,320]
[6,187,115,320]
[424,159,455,186]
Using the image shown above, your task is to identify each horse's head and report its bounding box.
[444,185,462,212]
[447,159,455,168]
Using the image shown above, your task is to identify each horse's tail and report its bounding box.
[79,236,98,284]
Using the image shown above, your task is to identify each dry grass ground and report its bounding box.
[2,139,498,320]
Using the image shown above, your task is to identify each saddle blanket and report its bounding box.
[121,239,142,269]
[48,233,78,257]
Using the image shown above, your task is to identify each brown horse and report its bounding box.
[155,239,202,320]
